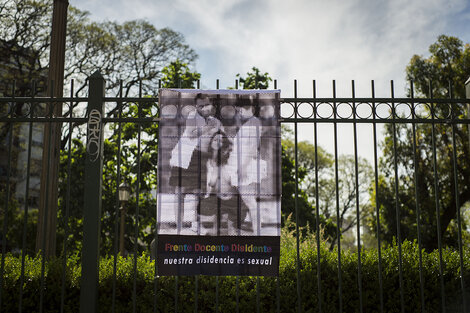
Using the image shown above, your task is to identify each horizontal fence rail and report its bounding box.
[0,76,469,312]
[2,98,470,124]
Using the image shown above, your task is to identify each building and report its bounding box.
[0,39,47,212]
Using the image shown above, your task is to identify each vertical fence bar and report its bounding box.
[215,79,219,313]
[155,80,161,313]
[19,83,35,313]
[312,80,322,313]
[112,81,124,313]
[450,83,467,313]
[390,80,405,313]
[234,79,240,313]
[467,78,470,142]
[332,80,343,313]
[460,77,470,311]
[255,86,260,313]
[235,276,239,313]
[132,81,143,313]
[79,71,105,313]
[174,89,181,313]
[0,80,16,311]
[351,81,363,313]
[195,90,201,310]
[60,80,74,313]
[257,90,261,313]
[256,91,261,312]
[0,82,15,312]
[429,82,446,313]
[371,80,384,313]
[274,79,281,313]
[293,80,302,313]
[40,81,54,313]
[410,81,426,312]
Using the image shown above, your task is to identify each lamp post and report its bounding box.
[119,181,131,256]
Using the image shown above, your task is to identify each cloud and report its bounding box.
[70,0,469,97]
[69,0,470,159]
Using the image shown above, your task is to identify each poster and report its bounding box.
[157,89,281,276]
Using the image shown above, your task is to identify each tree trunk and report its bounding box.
[36,0,68,258]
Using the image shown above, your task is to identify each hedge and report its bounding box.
[0,239,469,312]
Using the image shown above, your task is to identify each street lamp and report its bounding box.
[119,181,131,256]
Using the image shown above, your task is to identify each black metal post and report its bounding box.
[80,71,105,313]
[119,202,127,256]
[466,77,470,140]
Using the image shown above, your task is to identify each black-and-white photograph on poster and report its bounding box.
[157,89,281,276]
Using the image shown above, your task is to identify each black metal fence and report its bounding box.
[0,72,469,312]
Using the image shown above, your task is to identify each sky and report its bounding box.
[68,0,470,97]
[68,0,470,158]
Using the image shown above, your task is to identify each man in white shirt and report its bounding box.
[228,96,266,235]
[168,93,221,235]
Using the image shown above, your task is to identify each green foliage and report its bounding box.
[56,62,203,257]
[0,0,50,95]
[57,108,160,256]
[372,35,470,251]
[1,0,199,257]
[236,67,272,89]
[1,239,468,312]
[160,60,201,88]
[280,143,337,242]
[0,201,38,255]
[282,133,373,249]
[0,0,198,96]
[56,139,86,255]
[406,35,470,98]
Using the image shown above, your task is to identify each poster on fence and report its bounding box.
[156,89,281,276]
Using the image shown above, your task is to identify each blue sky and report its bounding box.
[68,0,470,157]
[69,0,470,97]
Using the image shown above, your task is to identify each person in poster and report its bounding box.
[199,129,244,235]
[167,93,221,235]
[157,89,281,276]
[227,95,267,236]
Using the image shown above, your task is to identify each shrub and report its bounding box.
[0,236,468,312]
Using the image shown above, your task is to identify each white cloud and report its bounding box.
[69,0,470,157]
[70,0,469,95]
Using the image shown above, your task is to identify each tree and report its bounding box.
[280,142,337,241]
[406,35,470,98]
[234,68,336,239]
[56,61,201,256]
[0,0,198,256]
[160,59,201,88]
[61,17,197,144]
[51,2,198,96]
[0,0,197,137]
[0,0,50,96]
[236,67,272,89]
[282,137,334,205]
[369,35,470,251]
[283,136,373,249]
